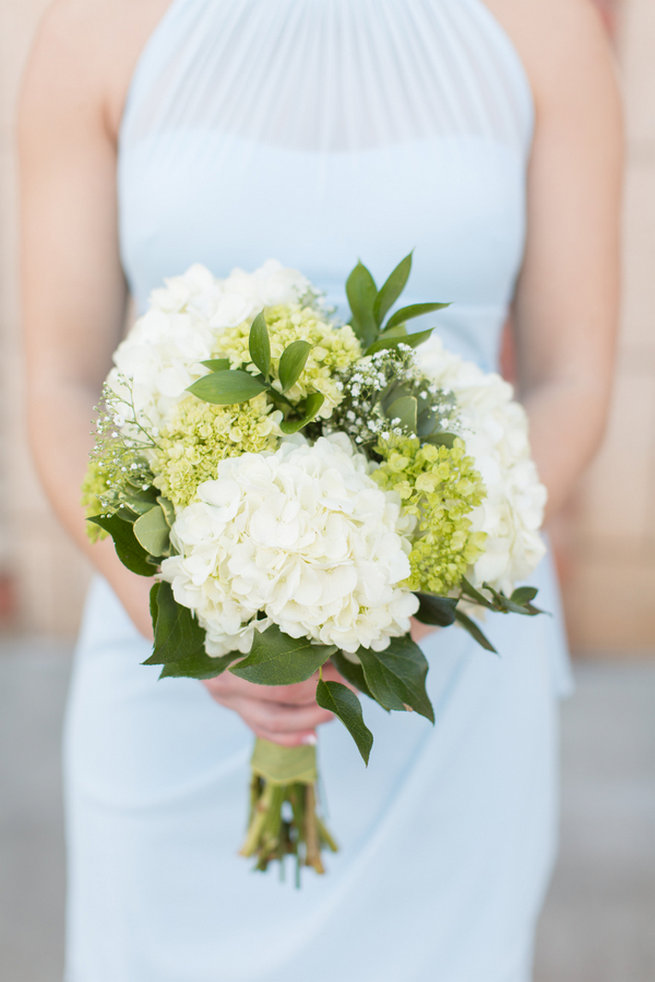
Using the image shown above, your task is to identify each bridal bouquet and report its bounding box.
[82,254,546,882]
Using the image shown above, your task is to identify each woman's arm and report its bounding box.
[410,1,622,643]
[503,0,623,519]
[18,0,334,743]
[18,0,158,634]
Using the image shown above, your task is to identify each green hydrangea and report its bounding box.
[215,304,361,416]
[152,393,281,508]
[373,436,487,595]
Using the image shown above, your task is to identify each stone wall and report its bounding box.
[1,0,652,651]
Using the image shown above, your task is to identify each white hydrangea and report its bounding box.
[415,335,547,594]
[218,259,315,315]
[149,263,222,317]
[106,261,319,432]
[107,308,216,431]
[160,434,419,657]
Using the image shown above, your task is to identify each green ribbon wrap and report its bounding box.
[250,738,318,785]
[240,737,337,883]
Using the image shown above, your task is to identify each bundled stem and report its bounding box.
[240,738,338,884]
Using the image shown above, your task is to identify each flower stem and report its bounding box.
[239,738,338,883]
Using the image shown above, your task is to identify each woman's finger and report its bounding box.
[231,696,334,736]
[249,728,318,749]
[203,667,342,706]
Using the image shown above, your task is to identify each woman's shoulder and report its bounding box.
[19,0,173,140]
[482,0,619,112]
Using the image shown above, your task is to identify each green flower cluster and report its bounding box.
[152,393,281,508]
[215,304,361,415]
[373,436,487,595]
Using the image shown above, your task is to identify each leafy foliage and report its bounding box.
[88,512,155,576]
[346,261,379,348]
[344,252,449,353]
[330,651,375,701]
[356,637,434,723]
[460,578,544,617]
[230,625,337,685]
[187,369,267,405]
[132,502,171,558]
[414,592,457,627]
[188,311,330,436]
[143,582,237,679]
[248,311,271,377]
[278,340,311,391]
[316,679,373,764]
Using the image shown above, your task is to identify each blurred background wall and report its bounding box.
[0,0,653,652]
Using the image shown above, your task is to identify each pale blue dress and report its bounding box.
[64,2,573,979]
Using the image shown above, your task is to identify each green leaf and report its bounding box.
[279,391,325,434]
[331,651,376,702]
[248,311,271,377]
[346,261,379,348]
[278,340,312,392]
[88,513,154,576]
[279,417,310,435]
[301,391,325,421]
[454,609,498,654]
[386,395,418,434]
[459,580,544,618]
[423,431,457,449]
[356,637,434,722]
[365,327,435,356]
[142,581,234,678]
[460,577,495,609]
[510,586,539,605]
[149,582,161,633]
[229,624,336,686]
[187,369,267,405]
[414,592,457,627]
[157,496,176,528]
[133,504,171,558]
[201,358,231,372]
[120,486,159,516]
[522,602,546,617]
[494,597,544,617]
[373,252,413,326]
[385,302,450,332]
[158,650,238,679]
[377,323,408,342]
[316,679,373,765]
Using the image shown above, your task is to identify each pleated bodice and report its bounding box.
[117,0,534,370]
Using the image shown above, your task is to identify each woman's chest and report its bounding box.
[119,130,527,313]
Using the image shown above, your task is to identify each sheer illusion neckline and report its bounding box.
[119,0,534,154]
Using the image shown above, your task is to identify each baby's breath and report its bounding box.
[81,379,157,537]
[332,345,458,452]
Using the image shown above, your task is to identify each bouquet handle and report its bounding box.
[240,738,338,882]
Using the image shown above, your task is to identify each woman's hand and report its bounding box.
[410,618,436,645]
[202,662,347,747]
